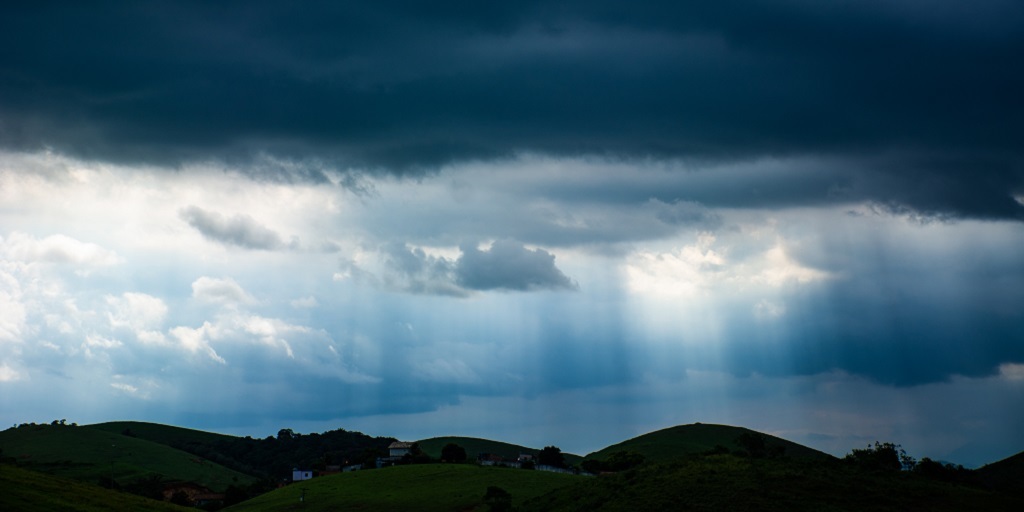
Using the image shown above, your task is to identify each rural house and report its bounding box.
[388,441,414,458]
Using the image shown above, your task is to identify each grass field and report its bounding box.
[525,454,1024,511]
[417,436,584,465]
[226,463,585,512]
[0,424,255,491]
[0,464,191,512]
[585,423,831,463]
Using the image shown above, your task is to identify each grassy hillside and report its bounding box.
[227,463,584,512]
[586,423,831,463]
[977,450,1024,494]
[417,436,584,465]
[0,463,191,512]
[93,421,395,482]
[0,423,255,491]
[88,421,239,448]
[525,454,1024,511]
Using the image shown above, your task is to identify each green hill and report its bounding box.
[88,421,239,448]
[0,463,191,512]
[976,449,1024,494]
[417,436,584,465]
[0,423,256,492]
[92,421,395,482]
[524,454,1024,511]
[586,423,832,463]
[226,463,584,512]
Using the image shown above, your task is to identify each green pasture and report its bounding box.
[227,463,584,512]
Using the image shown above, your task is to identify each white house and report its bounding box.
[388,441,414,458]
[292,468,313,481]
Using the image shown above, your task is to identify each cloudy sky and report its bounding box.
[1,1,1023,467]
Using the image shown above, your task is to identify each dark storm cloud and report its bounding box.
[179,205,286,250]
[381,240,576,294]
[1,1,1023,218]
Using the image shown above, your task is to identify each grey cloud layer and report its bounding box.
[1,1,1022,219]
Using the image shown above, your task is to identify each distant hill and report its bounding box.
[524,454,1024,511]
[416,436,584,465]
[0,423,255,492]
[0,464,191,512]
[92,421,395,481]
[585,423,832,463]
[976,449,1024,494]
[225,463,584,512]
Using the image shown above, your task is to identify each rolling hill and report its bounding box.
[976,449,1024,494]
[0,423,255,492]
[416,436,584,465]
[0,463,192,512]
[585,423,832,463]
[88,421,240,448]
[92,421,395,481]
[225,463,584,512]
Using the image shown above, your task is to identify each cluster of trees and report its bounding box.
[538,445,566,468]
[845,442,916,472]
[844,441,972,483]
[156,427,397,481]
[7,420,78,429]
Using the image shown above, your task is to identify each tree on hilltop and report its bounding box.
[538,446,565,468]
[845,442,915,471]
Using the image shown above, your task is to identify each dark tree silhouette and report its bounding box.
[538,446,565,468]
[845,442,915,471]
[441,442,467,462]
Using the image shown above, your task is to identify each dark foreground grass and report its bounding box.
[0,464,190,512]
[525,454,1024,512]
[227,463,583,512]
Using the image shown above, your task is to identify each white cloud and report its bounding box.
[0,232,121,268]
[107,292,168,331]
[110,382,139,395]
[625,231,830,299]
[753,299,786,320]
[290,296,318,308]
[191,276,255,305]
[0,363,22,382]
[748,244,831,286]
[235,314,300,358]
[998,363,1024,381]
[0,268,26,343]
[625,232,726,298]
[85,335,122,349]
[169,324,226,364]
